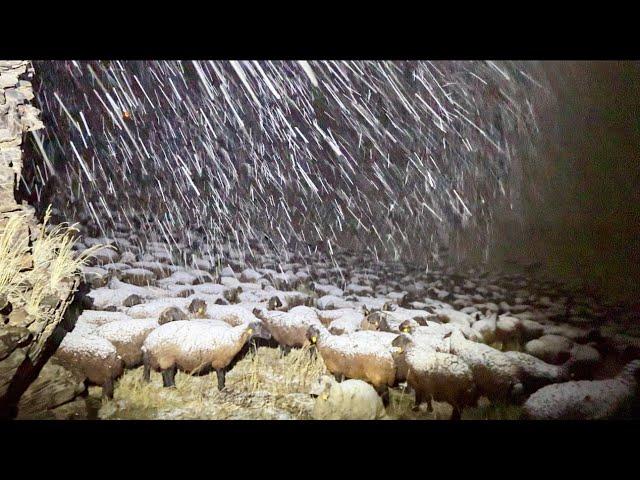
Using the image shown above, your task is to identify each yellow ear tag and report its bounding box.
[247,328,253,334]
[321,393,329,401]
[311,336,317,343]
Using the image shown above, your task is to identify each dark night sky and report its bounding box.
[489,61,640,306]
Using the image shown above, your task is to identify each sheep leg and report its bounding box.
[333,372,344,382]
[142,355,151,383]
[450,405,462,421]
[413,390,423,411]
[308,345,317,361]
[102,378,115,400]
[377,386,390,407]
[426,396,434,412]
[281,345,291,356]
[162,365,176,388]
[216,368,226,391]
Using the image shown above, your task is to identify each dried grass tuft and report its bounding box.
[0,205,102,322]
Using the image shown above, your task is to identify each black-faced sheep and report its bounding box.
[187,298,208,318]
[315,308,367,334]
[391,334,477,420]
[96,318,159,367]
[524,334,573,365]
[306,325,397,399]
[397,321,453,353]
[253,305,322,353]
[449,330,524,404]
[54,331,124,399]
[142,320,271,390]
[158,306,189,325]
[503,350,571,393]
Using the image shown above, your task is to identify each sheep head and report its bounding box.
[246,321,271,341]
[306,325,321,345]
[268,295,283,310]
[309,375,334,398]
[364,312,383,330]
[188,298,208,318]
[391,334,413,357]
[399,320,416,334]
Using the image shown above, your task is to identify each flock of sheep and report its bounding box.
[53,224,640,420]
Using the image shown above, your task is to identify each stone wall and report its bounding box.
[0,61,83,418]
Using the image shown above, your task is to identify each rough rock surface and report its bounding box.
[0,61,83,418]
[16,358,86,419]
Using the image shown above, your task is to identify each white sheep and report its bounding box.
[310,375,387,420]
[142,320,270,389]
[523,360,640,419]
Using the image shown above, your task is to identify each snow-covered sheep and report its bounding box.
[157,270,198,287]
[523,360,640,419]
[371,311,420,334]
[391,334,477,419]
[525,334,573,365]
[81,266,110,288]
[519,319,545,341]
[126,297,191,319]
[254,305,322,352]
[316,308,367,335]
[205,304,261,327]
[503,350,571,393]
[396,321,452,353]
[187,298,208,317]
[312,283,344,298]
[96,318,159,367]
[85,279,161,309]
[55,331,124,398]
[433,308,473,328]
[158,306,189,325]
[316,294,354,310]
[75,310,133,329]
[495,315,521,343]
[142,320,271,389]
[240,268,263,283]
[387,305,437,324]
[310,375,387,420]
[307,325,397,395]
[472,317,497,344]
[449,330,524,403]
[118,268,156,286]
[567,343,602,378]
